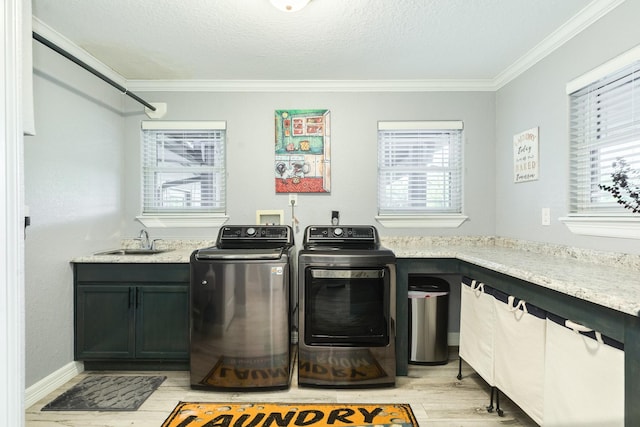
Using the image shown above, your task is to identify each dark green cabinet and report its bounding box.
[135,285,189,359]
[76,284,134,358]
[74,263,189,368]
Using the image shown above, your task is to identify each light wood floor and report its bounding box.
[26,351,538,426]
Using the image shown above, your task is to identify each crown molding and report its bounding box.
[493,0,626,90]
[33,0,625,94]
[126,79,496,92]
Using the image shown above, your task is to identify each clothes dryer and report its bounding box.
[297,225,396,388]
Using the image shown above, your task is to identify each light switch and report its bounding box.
[541,208,550,226]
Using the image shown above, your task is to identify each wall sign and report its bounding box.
[513,127,539,183]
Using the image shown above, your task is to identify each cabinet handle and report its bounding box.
[128,287,134,308]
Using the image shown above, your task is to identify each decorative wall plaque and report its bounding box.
[514,127,539,183]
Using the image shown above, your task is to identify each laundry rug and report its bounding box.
[41,375,166,411]
[161,402,419,427]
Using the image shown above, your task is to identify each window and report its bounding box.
[376,121,466,228]
[139,121,226,226]
[568,60,640,214]
[561,45,640,239]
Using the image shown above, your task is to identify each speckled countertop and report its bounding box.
[71,239,215,264]
[72,236,640,317]
[383,236,640,317]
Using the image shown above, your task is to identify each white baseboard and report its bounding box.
[25,361,84,408]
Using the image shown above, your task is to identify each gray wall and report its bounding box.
[24,43,124,386]
[24,1,640,388]
[495,0,640,255]
[122,91,496,243]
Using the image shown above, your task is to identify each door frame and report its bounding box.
[1,0,26,425]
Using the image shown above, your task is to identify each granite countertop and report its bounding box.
[72,236,640,317]
[70,240,215,264]
[383,236,640,317]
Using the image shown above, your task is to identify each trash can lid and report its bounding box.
[408,290,449,298]
[408,276,450,293]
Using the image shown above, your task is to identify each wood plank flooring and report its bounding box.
[26,351,538,426]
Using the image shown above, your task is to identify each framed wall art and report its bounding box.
[274,109,331,193]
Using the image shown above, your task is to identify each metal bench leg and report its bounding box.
[486,386,495,413]
[496,388,504,417]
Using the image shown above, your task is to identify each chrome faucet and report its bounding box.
[150,238,163,251]
[137,229,151,250]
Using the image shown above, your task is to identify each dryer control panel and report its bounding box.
[303,225,379,249]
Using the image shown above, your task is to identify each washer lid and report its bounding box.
[194,247,286,260]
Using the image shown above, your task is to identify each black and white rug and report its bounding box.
[42,375,166,411]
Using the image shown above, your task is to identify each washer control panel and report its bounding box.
[304,225,378,247]
[217,225,293,248]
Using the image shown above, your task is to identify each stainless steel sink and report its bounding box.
[93,248,174,256]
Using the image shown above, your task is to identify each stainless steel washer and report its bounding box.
[189,225,295,390]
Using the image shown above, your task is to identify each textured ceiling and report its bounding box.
[32,0,598,82]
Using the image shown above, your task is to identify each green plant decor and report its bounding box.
[598,158,640,213]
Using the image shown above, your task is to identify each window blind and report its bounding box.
[377,121,463,215]
[141,121,226,214]
[568,59,640,214]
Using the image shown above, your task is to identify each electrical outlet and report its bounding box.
[289,194,297,206]
[541,208,550,226]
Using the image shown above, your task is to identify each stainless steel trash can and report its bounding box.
[408,275,450,365]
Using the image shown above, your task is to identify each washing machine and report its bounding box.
[189,225,295,390]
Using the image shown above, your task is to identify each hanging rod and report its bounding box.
[32,31,156,111]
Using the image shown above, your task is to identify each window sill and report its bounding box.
[136,214,229,228]
[559,215,640,239]
[375,214,468,228]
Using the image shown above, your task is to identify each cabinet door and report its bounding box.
[76,285,134,359]
[135,285,189,359]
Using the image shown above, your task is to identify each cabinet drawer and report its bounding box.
[75,263,189,283]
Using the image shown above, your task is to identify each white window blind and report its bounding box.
[377,121,463,215]
[568,57,640,214]
[141,121,226,215]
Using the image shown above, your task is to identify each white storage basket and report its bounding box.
[544,313,624,426]
[459,277,495,385]
[493,290,546,425]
